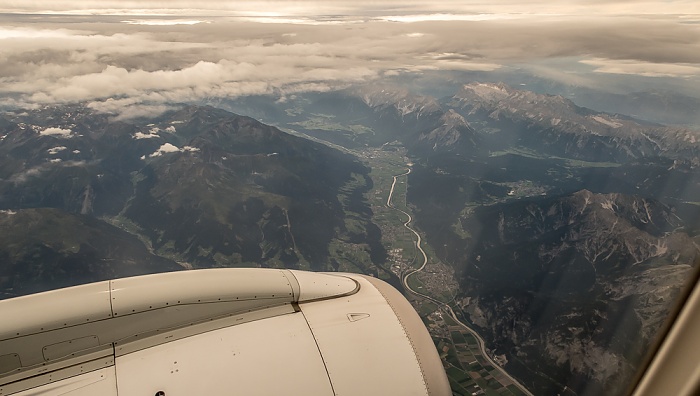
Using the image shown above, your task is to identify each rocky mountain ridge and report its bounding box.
[449,82,700,162]
[443,189,697,395]
[351,84,442,118]
[416,109,478,153]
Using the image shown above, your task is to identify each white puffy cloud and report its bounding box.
[146,143,200,158]
[47,146,67,154]
[39,127,73,137]
[149,143,181,157]
[134,126,176,139]
[133,131,159,139]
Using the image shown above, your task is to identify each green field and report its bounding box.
[490,146,620,168]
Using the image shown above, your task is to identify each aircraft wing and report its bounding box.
[0,269,451,395]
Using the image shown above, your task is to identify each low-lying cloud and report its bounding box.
[47,146,67,154]
[144,143,200,159]
[580,58,700,78]
[39,127,73,137]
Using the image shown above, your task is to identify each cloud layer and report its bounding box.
[0,2,698,117]
[2,1,699,17]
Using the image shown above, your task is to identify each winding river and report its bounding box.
[386,167,533,396]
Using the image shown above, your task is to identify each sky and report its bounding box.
[0,1,698,118]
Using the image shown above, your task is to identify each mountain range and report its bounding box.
[455,190,697,395]
[2,81,699,395]
[222,82,699,166]
[448,82,700,162]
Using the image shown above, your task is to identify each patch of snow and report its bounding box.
[72,150,80,154]
[551,118,561,126]
[170,120,184,124]
[591,115,622,128]
[600,199,615,211]
[463,82,510,101]
[182,146,200,152]
[640,132,662,150]
[164,126,176,133]
[40,127,73,138]
[0,209,17,215]
[49,158,62,163]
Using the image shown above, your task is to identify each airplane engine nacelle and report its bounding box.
[0,269,450,396]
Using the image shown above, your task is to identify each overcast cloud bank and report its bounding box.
[0,1,698,118]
